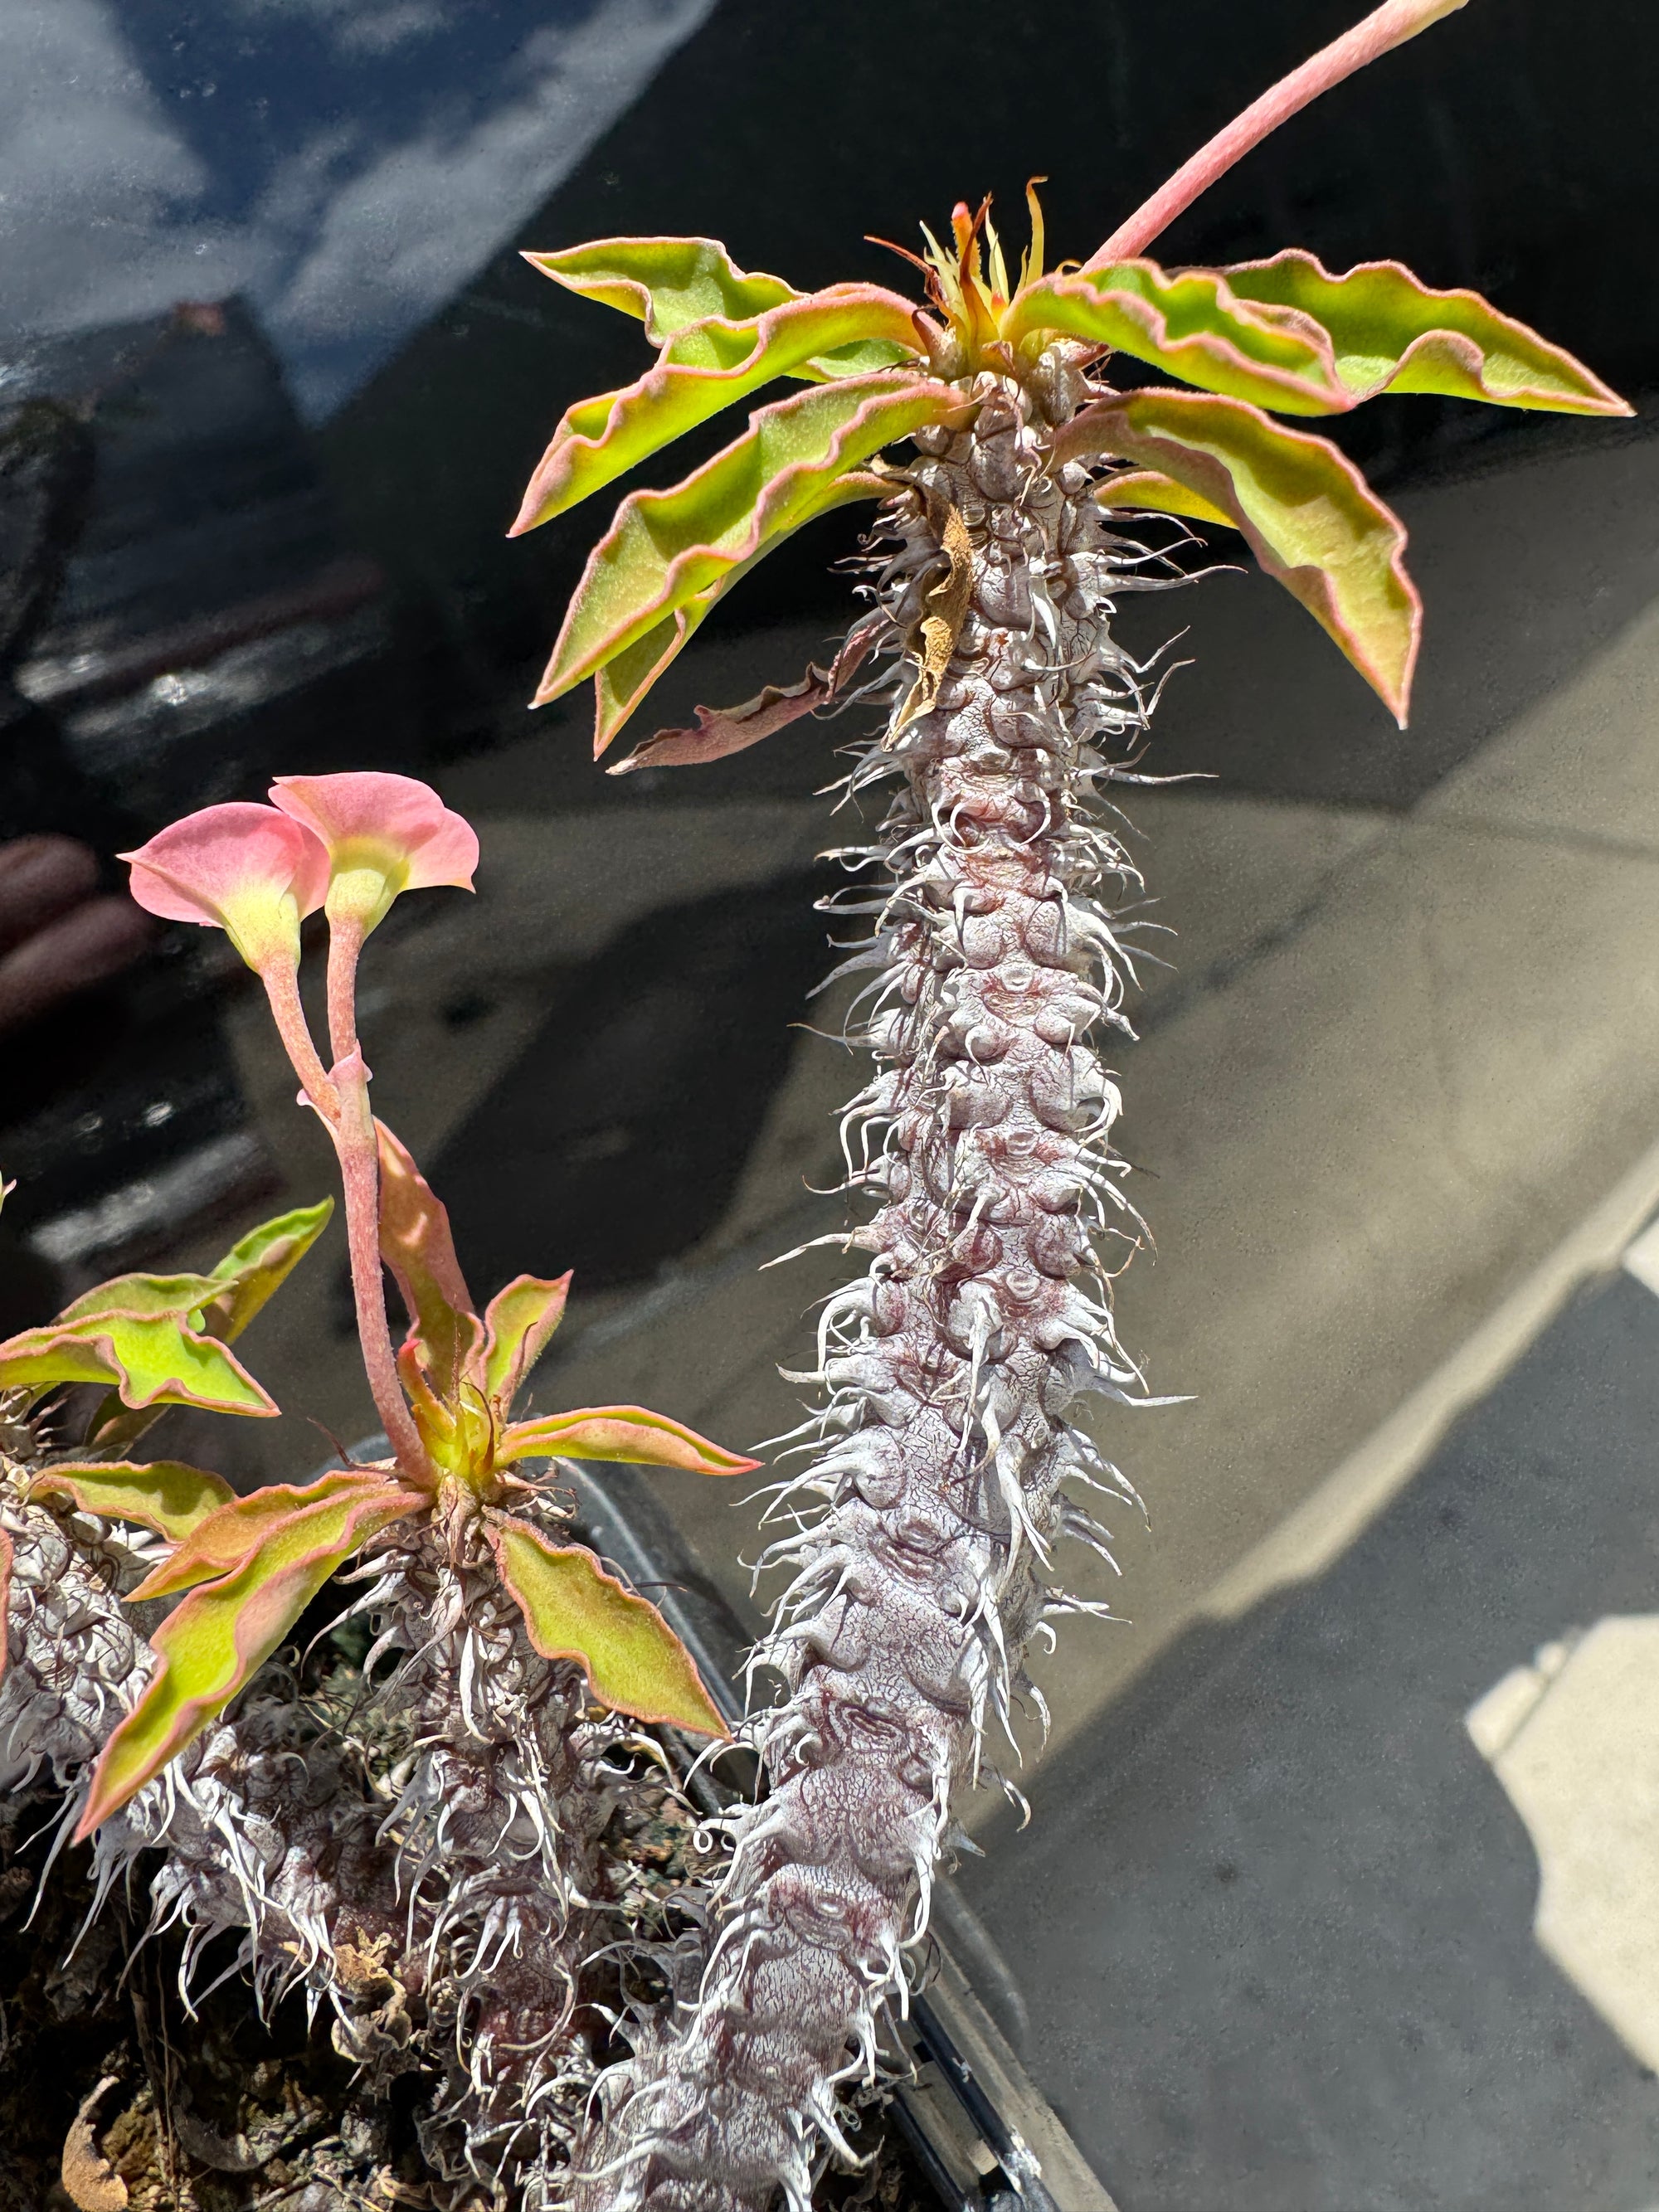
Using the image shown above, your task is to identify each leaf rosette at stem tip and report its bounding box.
[372,1117,758,1495]
[70,1104,754,1835]
[518,0,1627,752]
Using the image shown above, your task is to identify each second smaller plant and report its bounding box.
[42,771,755,2196]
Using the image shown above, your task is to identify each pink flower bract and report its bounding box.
[270,774,478,895]
[121,804,330,971]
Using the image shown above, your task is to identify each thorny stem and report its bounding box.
[581,366,1169,2212]
[1087,0,1470,265]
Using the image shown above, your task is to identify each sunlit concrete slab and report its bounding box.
[1467,1617,1659,2074]
[1013,805,1659,1776]
[956,1266,1659,2212]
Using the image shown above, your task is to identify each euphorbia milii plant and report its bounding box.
[511,2,1631,2206]
[84,771,751,1840]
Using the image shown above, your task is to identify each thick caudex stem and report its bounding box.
[583,366,1181,2210]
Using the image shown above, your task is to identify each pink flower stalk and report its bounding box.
[271,773,479,1066]
[264,775,478,1488]
[121,782,479,1490]
[1087,0,1471,265]
[122,805,337,1116]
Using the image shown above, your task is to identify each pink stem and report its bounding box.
[256,959,338,1125]
[1083,0,1470,268]
[319,901,431,1484]
[324,908,367,1067]
[332,1045,431,1484]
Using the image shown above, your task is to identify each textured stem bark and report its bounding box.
[0,1442,408,1998]
[1,1438,630,2204]
[582,365,1176,2210]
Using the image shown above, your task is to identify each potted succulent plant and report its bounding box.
[0,3,1627,2207]
[505,1,1626,2205]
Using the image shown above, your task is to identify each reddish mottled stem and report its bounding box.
[1085,0,1471,268]
[255,959,338,1125]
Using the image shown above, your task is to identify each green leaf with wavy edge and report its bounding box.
[91,1316,278,1417]
[524,236,800,345]
[56,1273,221,1325]
[488,1515,728,1737]
[511,289,925,533]
[0,1313,277,1417]
[1005,262,1354,416]
[498,1403,758,1475]
[129,1468,400,1602]
[29,1460,236,1541]
[1219,250,1632,415]
[793,338,919,385]
[1056,387,1420,726]
[78,1204,332,1457]
[1095,469,1238,530]
[375,1121,482,1396]
[0,1326,134,1399]
[77,1478,424,1837]
[481,1274,572,1417]
[535,373,960,725]
[202,1199,334,1341]
[587,503,876,754]
[1005,255,1630,421]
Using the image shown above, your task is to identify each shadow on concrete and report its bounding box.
[960,1266,1659,2211]
[1106,426,1659,811]
[426,867,833,1294]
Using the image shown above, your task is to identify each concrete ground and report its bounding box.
[158,420,1659,2206]
[959,1256,1659,2212]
